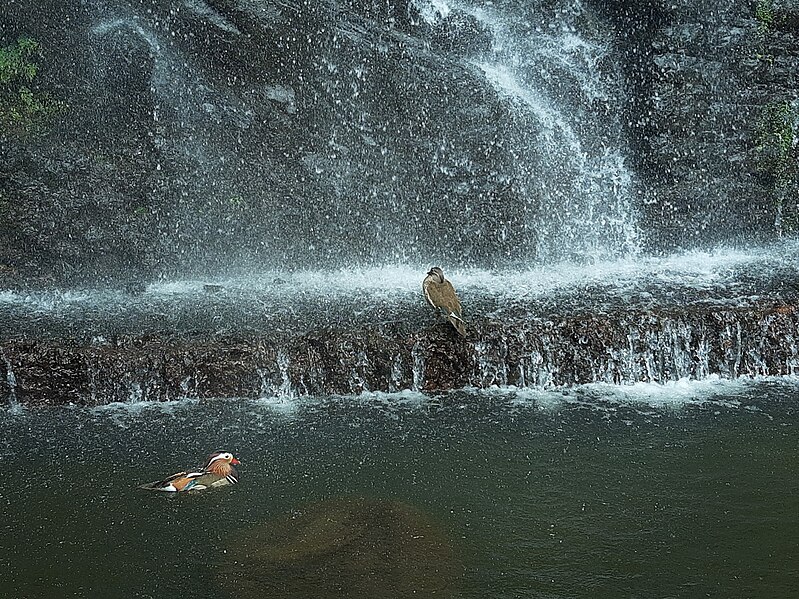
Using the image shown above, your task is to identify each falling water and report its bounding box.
[411,341,426,392]
[275,348,295,399]
[3,3,798,597]
[416,0,640,262]
[3,353,16,401]
[72,0,644,272]
[1,349,21,413]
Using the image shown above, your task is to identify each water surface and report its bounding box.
[1,378,797,598]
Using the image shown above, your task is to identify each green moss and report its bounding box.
[0,36,63,136]
[756,101,798,233]
[755,0,775,33]
[757,101,796,188]
[0,36,39,83]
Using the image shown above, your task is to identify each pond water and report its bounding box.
[1,378,797,598]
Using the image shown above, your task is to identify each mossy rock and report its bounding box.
[219,497,461,598]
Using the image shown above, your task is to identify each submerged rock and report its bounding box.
[218,496,460,599]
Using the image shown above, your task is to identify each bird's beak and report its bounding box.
[231,457,241,465]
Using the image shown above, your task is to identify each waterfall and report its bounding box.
[389,354,404,393]
[90,17,253,148]
[62,0,644,273]
[3,353,17,402]
[1,350,21,413]
[88,12,258,271]
[411,341,426,392]
[3,1,797,409]
[416,0,640,262]
[275,348,295,399]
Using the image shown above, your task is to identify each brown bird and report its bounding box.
[422,266,466,337]
[139,451,241,492]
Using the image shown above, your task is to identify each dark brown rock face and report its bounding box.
[3,301,797,407]
[2,0,798,284]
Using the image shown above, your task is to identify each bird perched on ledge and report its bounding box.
[422,266,466,337]
[139,451,241,492]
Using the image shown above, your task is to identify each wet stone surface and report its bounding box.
[1,279,798,406]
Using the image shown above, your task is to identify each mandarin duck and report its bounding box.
[422,266,466,337]
[139,451,241,492]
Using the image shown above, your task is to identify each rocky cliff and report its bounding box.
[594,0,799,247]
[2,0,797,285]
[1,0,529,283]
[3,1,799,407]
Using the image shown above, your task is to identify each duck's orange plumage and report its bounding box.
[139,451,241,492]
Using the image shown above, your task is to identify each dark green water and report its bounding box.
[1,379,797,598]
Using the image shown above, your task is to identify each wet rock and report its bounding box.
[218,496,460,599]
[7,0,796,280]
[595,0,799,248]
[2,298,798,406]
[2,342,89,407]
[0,355,9,405]
[773,0,799,31]
[428,10,493,55]
[1,0,528,280]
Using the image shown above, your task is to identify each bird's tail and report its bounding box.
[138,480,163,490]
[448,312,467,337]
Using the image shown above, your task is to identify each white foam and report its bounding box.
[509,375,799,410]
[452,239,799,300]
[142,238,799,301]
[145,264,422,299]
[357,389,431,407]
[4,401,26,416]
[2,239,797,313]
[0,289,127,311]
[252,395,302,419]
[5,375,796,424]
[414,0,452,23]
[90,398,201,427]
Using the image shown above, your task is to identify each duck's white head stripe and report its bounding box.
[205,452,232,467]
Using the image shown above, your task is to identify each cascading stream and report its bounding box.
[2,1,797,406]
[2,240,798,404]
[415,0,640,263]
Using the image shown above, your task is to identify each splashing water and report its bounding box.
[417,0,640,262]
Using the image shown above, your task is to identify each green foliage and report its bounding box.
[756,101,798,233]
[755,0,775,33]
[0,36,62,136]
[756,101,797,188]
[0,36,39,82]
